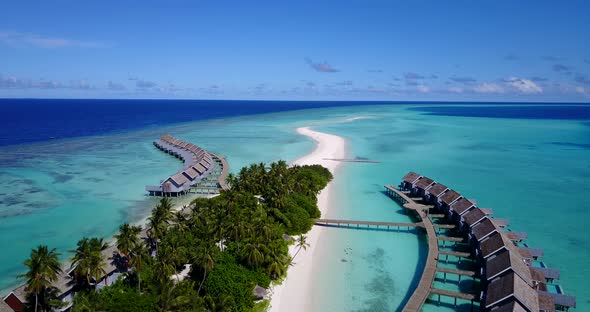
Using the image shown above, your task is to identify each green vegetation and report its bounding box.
[18,161,332,312]
[18,246,62,312]
[70,237,109,289]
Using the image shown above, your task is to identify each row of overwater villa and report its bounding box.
[2,135,231,312]
[145,134,229,196]
[392,172,576,312]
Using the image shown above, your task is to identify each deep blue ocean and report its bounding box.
[0,99,378,146]
[1,99,588,147]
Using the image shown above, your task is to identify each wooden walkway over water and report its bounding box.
[384,186,476,312]
[209,152,230,190]
[323,158,380,163]
[312,185,477,311]
[314,219,423,230]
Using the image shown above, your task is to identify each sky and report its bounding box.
[0,1,589,102]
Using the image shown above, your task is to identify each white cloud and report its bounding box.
[504,77,543,94]
[416,85,430,93]
[576,86,586,94]
[0,30,107,48]
[473,83,504,93]
[447,86,463,93]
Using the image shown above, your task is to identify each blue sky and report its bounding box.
[0,1,589,101]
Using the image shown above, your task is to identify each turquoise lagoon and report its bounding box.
[1,104,589,311]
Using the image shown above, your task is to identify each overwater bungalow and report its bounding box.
[461,207,487,231]
[182,167,200,183]
[195,163,208,175]
[412,176,435,196]
[478,232,509,260]
[439,189,462,211]
[470,218,499,243]
[146,134,226,196]
[423,183,448,204]
[391,171,575,312]
[485,250,536,289]
[449,198,477,223]
[484,272,540,312]
[400,171,421,190]
[167,173,189,190]
[198,160,210,170]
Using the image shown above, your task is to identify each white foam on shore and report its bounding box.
[269,126,346,312]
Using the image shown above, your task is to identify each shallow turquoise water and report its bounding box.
[308,105,590,311]
[1,104,589,311]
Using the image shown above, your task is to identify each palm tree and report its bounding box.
[226,172,236,189]
[291,235,310,264]
[129,240,150,292]
[241,239,266,268]
[227,218,246,252]
[147,198,174,253]
[18,245,61,312]
[173,209,189,235]
[114,223,141,258]
[195,244,216,295]
[70,237,108,289]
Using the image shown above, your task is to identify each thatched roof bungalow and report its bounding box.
[485,249,533,288]
[470,218,499,243]
[461,207,487,231]
[484,272,539,312]
[423,183,448,205]
[449,198,476,222]
[182,167,200,182]
[478,232,509,260]
[413,176,435,196]
[400,171,421,190]
[439,189,462,211]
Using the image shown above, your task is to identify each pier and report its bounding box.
[145,134,229,196]
[392,171,576,312]
[322,158,380,163]
[307,172,576,311]
[314,219,423,230]
[383,186,473,312]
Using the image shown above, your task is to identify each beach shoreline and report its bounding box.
[268,126,346,312]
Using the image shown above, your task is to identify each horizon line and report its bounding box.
[0,97,589,105]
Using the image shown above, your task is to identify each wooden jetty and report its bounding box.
[310,173,574,312]
[314,219,423,230]
[439,250,471,258]
[384,186,445,312]
[437,236,464,242]
[430,288,476,302]
[436,267,476,277]
[209,152,230,191]
[323,158,380,163]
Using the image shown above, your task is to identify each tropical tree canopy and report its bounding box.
[63,161,331,311]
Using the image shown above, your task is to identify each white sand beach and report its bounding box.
[269,126,346,312]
